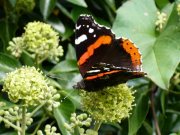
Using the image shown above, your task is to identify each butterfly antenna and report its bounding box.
[60,89,77,103]
[46,73,67,81]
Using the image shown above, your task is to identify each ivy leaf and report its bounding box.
[0,20,17,51]
[67,0,87,8]
[47,17,65,34]
[40,0,56,20]
[112,0,180,90]
[0,53,21,83]
[65,44,76,60]
[128,86,150,135]
[54,99,75,135]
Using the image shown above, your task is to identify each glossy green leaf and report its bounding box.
[50,60,78,73]
[47,17,65,34]
[40,0,56,20]
[155,0,169,9]
[65,44,76,60]
[71,6,91,22]
[0,20,17,51]
[61,24,74,41]
[50,59,80,89]
[67,0,87,8]
[112,0,180,90]
[143,121,153,135]
[160,90,168,114]
[128,88,150,135]
[60,89,81,108]
[56,72,81,89]
[56,2,73,20]
[104,0,116,12]
[8,0,16,7]
[54,99,75,135]
[71,7,110,26]
[0,53,21,82]
[20,51,34,66]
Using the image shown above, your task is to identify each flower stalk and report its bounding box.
[93,121,102,131]
[21,105,26,135]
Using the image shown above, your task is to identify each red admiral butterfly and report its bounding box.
[74,14,146,91]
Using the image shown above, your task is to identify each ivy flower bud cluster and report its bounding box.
[80,84,135,123]
[8,37,25,57]
[0,106,33,128]
[2,66,60,108]
[15,0,35,14]
[8,21,63,63]
[155,11,167,31]
[45,86,61,112]
[64,113,93,134]
[37,124,61,135]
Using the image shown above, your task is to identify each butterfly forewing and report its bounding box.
[74,14,146,91]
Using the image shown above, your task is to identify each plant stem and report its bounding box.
[94,121,102,131]
[1,117,21,131]
[21,106,26,135]
[31,114,48,135]
[30,103,45,117]
[150,84,161,135]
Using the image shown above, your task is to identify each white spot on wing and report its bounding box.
[75,34,87,45]
[87,70,101,73]
[89,28,94,33]
[76,25,81,30]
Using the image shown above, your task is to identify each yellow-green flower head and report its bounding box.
[15,0,35,13]
[80,84,135,123]
[2,66,50,106]
[8,37,24,57]
[23,21,63,62]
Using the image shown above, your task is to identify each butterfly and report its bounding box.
[73,14,146,91]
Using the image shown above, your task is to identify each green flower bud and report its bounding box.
[0,102,6,107]
[44,124,61,135]
[0,110,4,115]
[84,121,91,127]
[2,66,50,106]
[64,123,72,131]
[37,130,43,135]
[79,128,85,134]
[70,117,76,122]
[51,126,57,132]
[80,84,135,123]
[86,129,98,135]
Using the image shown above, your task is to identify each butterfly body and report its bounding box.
[74,14,146,91]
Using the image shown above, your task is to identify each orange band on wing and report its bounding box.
[85,70,120,80]
[78,35,112,65]
[121,39,141,66]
